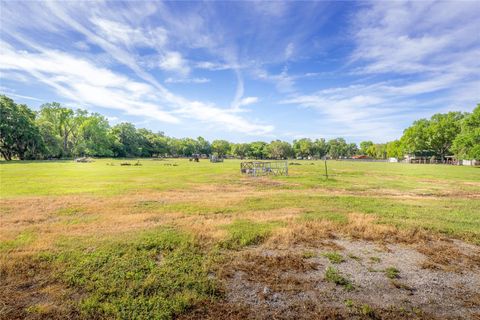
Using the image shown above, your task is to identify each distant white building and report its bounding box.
[461,159,479,166]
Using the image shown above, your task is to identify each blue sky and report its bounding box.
[1,1,479,143]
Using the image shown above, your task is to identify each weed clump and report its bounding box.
[302,250,316,259]
[369,256,381,263]
[323,251,345,264]
[343,300,378,319]
[385,266,400,279]
[324,266,353,290]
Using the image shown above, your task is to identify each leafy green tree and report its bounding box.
[267,140,293,159]
[401,118,430,155]
[196,136,211,155]
[74,113,113,157]
[68,109,89,156]
[428,112,464,160]
[2,94,474,162]
[366,143,387,159]
[327,138,348,159]
[0,95,43,160]
[452,105,480,160]
[179,138,198,156]
[359,141,373,155]
[110,123,141,157]
[150,133,169,157]
[137,129,163,157]
[313,138,329,158]
[247,141,268,159]
[37,121,62,158]
[166,137,181,157]
[386,140,404,159]
[346,143,359,158]
[231,143,250,159]
[37,102,77,157]
[211,139,231,157]
[401,112,464,159]
[293,138,313,158]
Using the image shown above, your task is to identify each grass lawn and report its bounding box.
[0,159,479,319]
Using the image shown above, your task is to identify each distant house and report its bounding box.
[352,155,369,159]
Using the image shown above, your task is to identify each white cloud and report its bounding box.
[0,1,273,136]
[281,83,415,141]
[0,41,272,135]
[3,0,476,142]
[91,17,167,49]
[0,88,44,102]
[159,51,190,75]
[251,1,288,17]
[238,97,259,106]
[255,67,296,93]
[164,77,210,84]
[273,0,480,142]
[73,41,90,51]
[285,43,294,60]
[195,61,236,71]
[174,101,273,135]
[351,1,480,76]
[0,45,179,123]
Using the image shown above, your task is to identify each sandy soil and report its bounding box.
[212,238,480,319]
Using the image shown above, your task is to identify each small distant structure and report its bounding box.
[210,155,224,163]
[352,155,369,159]
[75,157,93,163]
[189,154,200,162]
[461,159,479,166]
[240,161,288,177]
[404,152,459,165]
[444,156,458,165]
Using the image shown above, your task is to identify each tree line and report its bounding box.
[1,95,478,161]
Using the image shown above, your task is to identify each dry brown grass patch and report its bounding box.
[265,213,435,250]
[0,254,76,320]
[417,241,480,272]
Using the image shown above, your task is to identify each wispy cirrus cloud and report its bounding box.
[348,0,480,102]
[0,1,274,136]
[278,0,479,141]
[158,51,190,75]
[0,42,179,123]
[195,61,237,71]
[91,17,167,49]
[350,1,480,75]
[164,77,210,84]
[1,0,478,142]
[281,84,401,141]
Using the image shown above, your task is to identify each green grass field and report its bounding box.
[1,159,479,319]
[2,158,479,197]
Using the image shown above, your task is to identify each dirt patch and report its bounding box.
[0,254,78,320]
[207,238,480,320]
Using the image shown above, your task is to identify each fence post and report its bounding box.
[324,156,328,179]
